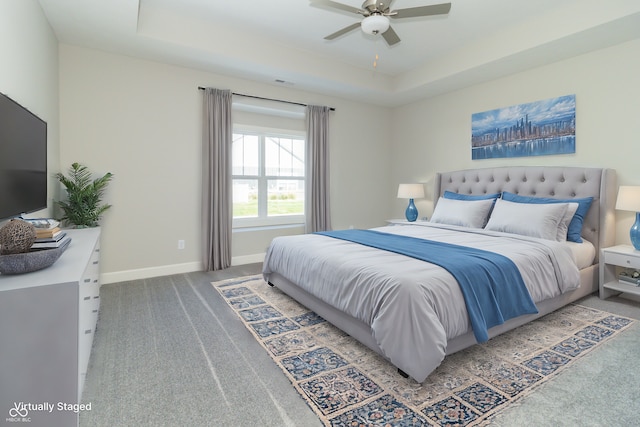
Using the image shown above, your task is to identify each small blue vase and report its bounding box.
[405,198,418,222]
[631,212,640,250]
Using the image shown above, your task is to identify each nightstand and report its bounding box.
[599,245,640,299]
[385,219,428,225]
[386,219,411,225]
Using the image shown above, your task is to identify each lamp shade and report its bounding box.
[616,186,640,212]
[397,183,424,199]
[361,15,390,35]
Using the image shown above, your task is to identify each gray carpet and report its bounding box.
[490,296,640,427]
[80,264,322,427]
[81,264,640,426]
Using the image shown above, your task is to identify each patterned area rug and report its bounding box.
[213,275,634,426]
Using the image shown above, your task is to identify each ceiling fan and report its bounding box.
[312,0,451,46]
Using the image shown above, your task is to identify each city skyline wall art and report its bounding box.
[471,94,576,159]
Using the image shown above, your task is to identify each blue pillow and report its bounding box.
[501,191,593,243]
[443,191,500,201]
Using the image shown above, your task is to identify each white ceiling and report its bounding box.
[38,0,640,106]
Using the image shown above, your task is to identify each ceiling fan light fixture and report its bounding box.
[361,14,389,35]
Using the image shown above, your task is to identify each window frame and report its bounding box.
[232,125,306,229]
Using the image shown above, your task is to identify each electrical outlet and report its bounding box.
[178,240,185,250]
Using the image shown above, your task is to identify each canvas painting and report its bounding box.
[471,95,576,159]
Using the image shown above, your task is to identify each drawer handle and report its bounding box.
[93,296,100,299]
[84,278,91,283]
[92,309,98,313]
[85,329,92,334]
[93,261,99,265]
[93,279,99,284]
[84,296,90,301]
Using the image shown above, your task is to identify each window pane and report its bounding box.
[233,179,258,218]
[268,179,304,216]
[232,134,259,176]
[265,137,304,177]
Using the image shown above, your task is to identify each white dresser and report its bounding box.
[0,227,101,427]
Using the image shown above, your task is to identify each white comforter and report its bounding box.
[262,223,581,382]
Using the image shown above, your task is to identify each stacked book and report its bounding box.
[26,219,71,250]
[619,272,640,287]
[22,218,59,229]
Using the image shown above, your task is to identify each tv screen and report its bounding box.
[0,92,47,220]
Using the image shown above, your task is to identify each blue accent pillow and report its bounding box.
[443,191,500,201]
[501,191,593,243]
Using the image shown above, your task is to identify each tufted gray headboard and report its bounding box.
[434,166,617,262]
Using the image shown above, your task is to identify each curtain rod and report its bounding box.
[197,87,335,111]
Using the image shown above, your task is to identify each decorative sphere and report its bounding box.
[0,220,37,255]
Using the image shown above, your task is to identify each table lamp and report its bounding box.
[615,185,640,250]
[397,183,425,222]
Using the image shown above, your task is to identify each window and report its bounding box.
[232,128,305,227]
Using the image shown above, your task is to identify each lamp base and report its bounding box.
[405,199,418,222]
[631,212,640,250]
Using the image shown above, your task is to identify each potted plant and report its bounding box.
[55,162,114,228]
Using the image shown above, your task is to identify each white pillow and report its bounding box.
[484,198,569,241]
[430,197,495,229]
[556,202,579,242]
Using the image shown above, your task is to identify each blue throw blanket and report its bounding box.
[316,229,538,342]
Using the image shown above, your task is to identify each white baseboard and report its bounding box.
[101,261,202,284]
[101,254,265,284]
[232,253,265,266]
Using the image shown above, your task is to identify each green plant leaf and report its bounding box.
[55,163,114,227]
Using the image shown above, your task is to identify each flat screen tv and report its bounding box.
[0,92,47,220]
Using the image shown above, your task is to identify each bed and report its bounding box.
[262,166,616,382]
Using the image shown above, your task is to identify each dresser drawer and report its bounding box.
[604,251,640,270]
[79,286,100,313]
[84,247,101,279]
[80,242,101,312]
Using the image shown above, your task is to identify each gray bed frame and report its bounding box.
[267,166,617,379]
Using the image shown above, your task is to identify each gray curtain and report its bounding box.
[305,105,332,233]
[202,88,232,270]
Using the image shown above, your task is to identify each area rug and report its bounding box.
[213,275,634,426]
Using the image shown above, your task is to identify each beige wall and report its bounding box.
[59,45,393,282]
[391,39,640,245]
[0,0,59,221]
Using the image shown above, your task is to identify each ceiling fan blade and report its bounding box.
[324,22,362,40]
[381,25,401,46]
[391,2,451,19]
[311,0,363,15]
